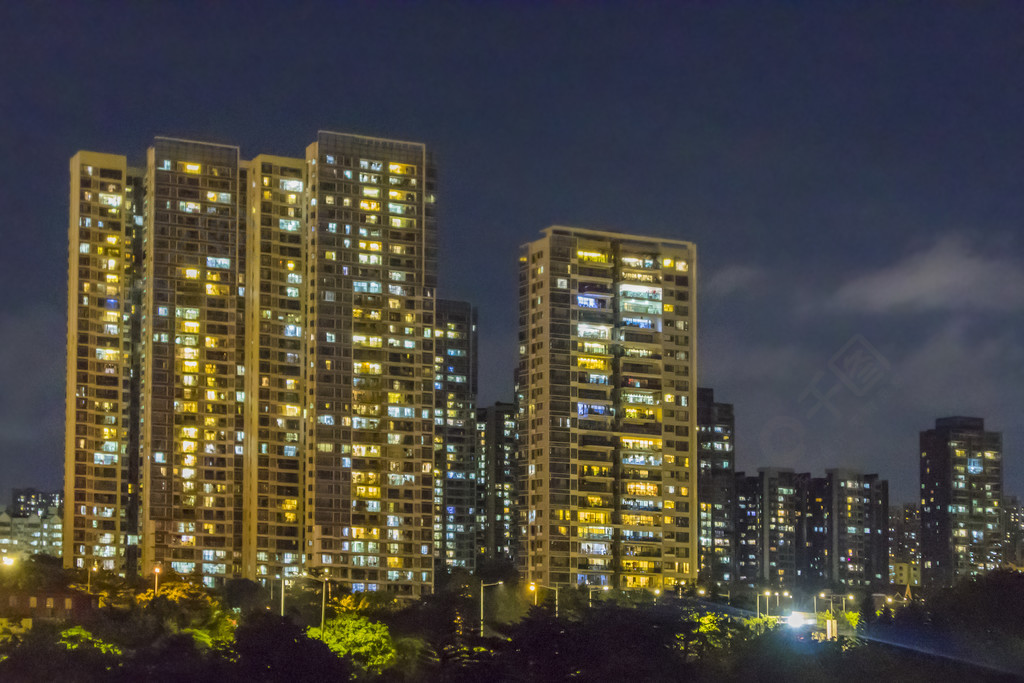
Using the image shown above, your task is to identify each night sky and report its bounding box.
[1,2,1023,505]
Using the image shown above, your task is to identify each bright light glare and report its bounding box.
[1,557,13,566]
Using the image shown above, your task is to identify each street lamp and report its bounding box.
[479,580,503,637]
[528,582,559,617]
[153,566,161,595]
[815,591,826,613]
[843,594,854,611]
[757,589,771,618]
[588,585,610,608]
[87,564,97,593]
[697,588,706,597]
[303,573,331,634]
[278,575,287,616]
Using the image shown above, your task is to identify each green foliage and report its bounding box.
[842,609,860,631]
[234,611,351,680]
[309,613,396,674]
[59,625,122,656]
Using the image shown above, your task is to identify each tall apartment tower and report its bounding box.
[920,417,1003,589]
[302,132,437,597]
[477,401,518,562]
[822,469,888,589]
[432,299,479,573]
[139,139,246,583]
[65,152,142,573]
[889,503,921,587]
[66,132,439,597]
[734,473,761,586]
[696,387,735,584]
[518,226,698,592]
[758,467,806,590]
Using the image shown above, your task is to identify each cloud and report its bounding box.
[702,265,766,300]
[832,235,1024,313]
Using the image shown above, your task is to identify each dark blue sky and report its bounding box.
[1,2,1022,503]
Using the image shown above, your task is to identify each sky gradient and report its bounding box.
[1,2,1022,504]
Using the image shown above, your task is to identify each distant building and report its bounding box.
[734,473,761,586]
[892,561,921,588]
[889,503,921,586]
[477,402,517,562]
[0,508,62,560]
[1001,496,1024,569]
[11,489,63,518]
[433,300,479,573]
[920,417,1003,588]
[758,467,806,590]
[697,388,735,584]
[821,469,888,588]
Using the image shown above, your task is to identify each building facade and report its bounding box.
[64,151,142,575]
[889,503,921,586]
[65,132,439,597]
[821,469,888,589]
[0,508,63,561]
[11,490,63,519]
[734,473,761,586]
[696,387,735,584]
[477,402,518,562]
[758,467,806,590]
[517,226,698,591]
[433,299,479,573]
[920,417,1003,589]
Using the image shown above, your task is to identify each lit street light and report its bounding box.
[588,585,610,608]
[479,580,503,637]
[757,589,772,618]
[87,564,97,593]
[529,582,559,617]
[302,572,331,634]
[153,566,161,595]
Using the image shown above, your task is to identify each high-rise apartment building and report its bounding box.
[66,132,439,596]
[758,467,806,590]
[11,489,63,519]
[65,151,142,574]
[517,226,697,591]
[432,299,478,572]
[1002,496,1024,568]
[303,133,437,597]
[734,473,761,586]
[821,469,888,589]
[889,503,921,587]
[139,139,246,584]
[696,387,735,584]
[477,401,518,562]
[920,417,1003,589]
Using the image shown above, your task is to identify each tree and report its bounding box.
[231,611,351,680]
[308,613,396,675]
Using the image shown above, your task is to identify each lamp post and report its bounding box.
[87,564,97,593]
[279,575,286,616]
[588,585,609,608]
[843,594,854,612]
[815,592,826,614]
[756,589,770,618]
[153,566,161,595]
[303,573,330,634]
[479,581,503,637]
[529,582,559,617]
